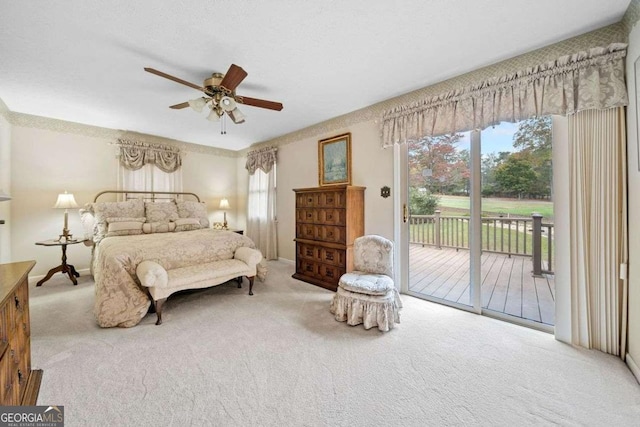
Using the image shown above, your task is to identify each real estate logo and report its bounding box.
[0,406,64,427]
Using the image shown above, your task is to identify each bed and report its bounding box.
[81,191,261,328]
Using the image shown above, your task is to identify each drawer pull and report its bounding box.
[306,249,313,257]
[327,214,333,220]
[326,269,334,278]
[326,253,334,261]
[306,265,313,272]
[307,213,312,218]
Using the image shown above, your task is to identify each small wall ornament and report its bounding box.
[380,186,391,198]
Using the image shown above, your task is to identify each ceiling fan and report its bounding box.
[144,64,283,125]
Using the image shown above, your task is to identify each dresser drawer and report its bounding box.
[316,191,346,208]
[318,247,346,267]
[297,242,318,261]
[296,193,317,208]
[0,350,12,405]
[317,264,344,286]
[316,208,345,226]
[315,225,346,244]
[296,223,317,240]
[296,208,316,224]
[297,259,319,279]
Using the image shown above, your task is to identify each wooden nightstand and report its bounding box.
[34,239,86,286]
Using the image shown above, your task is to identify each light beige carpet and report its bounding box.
[29,260,640,426]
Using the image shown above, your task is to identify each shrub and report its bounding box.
[409,188,440,215]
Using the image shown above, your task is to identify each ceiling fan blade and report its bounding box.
[169,102,190,109]
[144,67,205,92]
[237,96,283,111]
[219,64,248,92]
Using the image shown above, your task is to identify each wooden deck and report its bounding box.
[409,245,555,326]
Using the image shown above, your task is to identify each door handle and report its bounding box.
[403,204,408,223]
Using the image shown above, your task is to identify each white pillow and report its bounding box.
[173,217,202,232]
[142,222,177,234]
[176,200,210,228]
[105,217,146,237]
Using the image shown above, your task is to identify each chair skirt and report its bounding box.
[330,286,402,332]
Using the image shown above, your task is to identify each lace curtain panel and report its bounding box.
[245,147,278,260]
[117,139,182,173]
[381,43,628,146]
[246,146,277,175]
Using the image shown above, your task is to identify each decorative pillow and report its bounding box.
[93,199,145,242]
[145,201,179,223]
[173,217,203,232]
[79,203,96,241]
[176,200,210,228]
[105,217,146,237]
[142,221,177,234]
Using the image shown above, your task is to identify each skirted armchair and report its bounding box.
[330,235,402,331]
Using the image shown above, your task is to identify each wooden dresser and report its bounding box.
[0,261,42,405]
[293,185,365,291]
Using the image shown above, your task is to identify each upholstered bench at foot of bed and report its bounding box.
[137,246,262,325]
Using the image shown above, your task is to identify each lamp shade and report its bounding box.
[53,191,79,209]
[206,108,221,122]
[188,97,207,113]
[0,191,10,202]
[228,107,245,124]
[219,198,230,209]
[220,96,237,112]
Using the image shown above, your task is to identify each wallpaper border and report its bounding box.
[5,111,239,158]
[623,0,640,34]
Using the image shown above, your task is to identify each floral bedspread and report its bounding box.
[93,229,256,327]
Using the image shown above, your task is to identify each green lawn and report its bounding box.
[435,195,554,220]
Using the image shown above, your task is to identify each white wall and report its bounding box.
[625,16,640,378]
[9,124,240,276]
[0,113,11,263]
[273,119,394,261]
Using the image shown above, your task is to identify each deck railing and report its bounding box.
[409,210,554,274]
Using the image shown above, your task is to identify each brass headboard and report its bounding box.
[93,190,201,203]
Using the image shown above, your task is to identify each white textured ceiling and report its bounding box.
[0,0,630,150]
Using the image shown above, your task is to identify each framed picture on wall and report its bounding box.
[318,133,352,186]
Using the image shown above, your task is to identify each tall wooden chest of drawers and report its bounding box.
[292,185,365,291]
[0,261,42,405]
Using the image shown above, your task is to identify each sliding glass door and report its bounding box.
[404,130,481,313]
[401,119,554,329]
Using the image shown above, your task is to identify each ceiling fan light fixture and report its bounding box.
[206,108,221,122]
[220,96,237,112]
[228,107,245,124]
[188,97,207,113]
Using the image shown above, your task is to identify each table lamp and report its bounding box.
[54,191,79,241]
[219,198,230,230]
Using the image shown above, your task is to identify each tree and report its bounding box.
[512,116,552,198]
[408,133,469,194]
[481,151,510,196]
[494,154,538,198]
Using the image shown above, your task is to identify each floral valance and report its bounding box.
[117,139,182,173]
[245,146,277,175]
[381,43,628,147]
